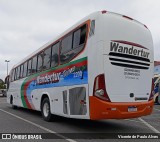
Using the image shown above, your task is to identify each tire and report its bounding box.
[41,98,52,121]
[10,96,17,109]
[155,96,158,104]
[157,95,160,105]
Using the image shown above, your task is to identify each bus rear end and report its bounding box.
[89,12,154,120]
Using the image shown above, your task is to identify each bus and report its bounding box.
[153,74,160,104]
[7,11,154,121]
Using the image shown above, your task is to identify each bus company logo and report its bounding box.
[109,40,150,70]
[110,40,150,58]
[36,66,75,85]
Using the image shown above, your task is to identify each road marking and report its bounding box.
[124,119,143,123]
[0,108,76,142]
[154,108,160,112]
[138,118,160,133]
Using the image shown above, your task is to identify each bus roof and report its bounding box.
[13,11,148,69]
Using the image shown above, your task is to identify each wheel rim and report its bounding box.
[43,102,49,117]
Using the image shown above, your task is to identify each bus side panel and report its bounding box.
[87,18,104,98]
[67,84,89,119]
[31,87,68,116]
[7,79,24,107]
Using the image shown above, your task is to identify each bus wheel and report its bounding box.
[41,98,52,121]
[10,96,17,109]
[157,96,160,105]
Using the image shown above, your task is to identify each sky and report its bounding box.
[0,0,160,80]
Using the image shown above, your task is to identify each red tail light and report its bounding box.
[149,79,154,101]
[93,74,111,102]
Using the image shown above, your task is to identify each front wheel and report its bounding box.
[41,98,52,121]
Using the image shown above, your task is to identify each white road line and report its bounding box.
[124,119,143,124]
[154,108,160,112]
[138,118,160,133]
[0,108,76,142]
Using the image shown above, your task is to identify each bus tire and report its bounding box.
[41,97,52,122]
[10,95,17,109]
[157,96,160,105]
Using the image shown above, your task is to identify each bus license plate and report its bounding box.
[128,106,137,112]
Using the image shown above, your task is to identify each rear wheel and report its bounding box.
[41,98,52,121]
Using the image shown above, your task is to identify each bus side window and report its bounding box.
[27,59,32,76]
[60,34,73,64]
[20,64,24,78]
[79,24,86,45]
[23,61,28,77]
[37,52,43,72]
[51,42,59,67]
[43,47,52,69]
[11,69,15,81]
[14,68,17,80]
[89,20,95,37]
[16,66,21,79]
[32,55,37,73]
[60,24,87,64]
[72,24,86,50]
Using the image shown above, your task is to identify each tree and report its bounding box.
[0,79,6,89]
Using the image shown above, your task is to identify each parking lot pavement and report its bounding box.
[0,97,160,142]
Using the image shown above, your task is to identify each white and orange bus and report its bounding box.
[7,11,154,121]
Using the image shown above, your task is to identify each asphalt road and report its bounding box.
[0,96,160,142]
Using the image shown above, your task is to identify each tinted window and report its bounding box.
[89,20,95,37]
[73,29,81,49]
[61,34,72,54]
[17,66,21,79]
[11,69,15,81]
[79,25,86,45]
[60,24,87,64]
[28,59,32,76]
[14,68,17,80]
[37,52,43,72]
[43,47,51,69]
[23,61,28,77]
[32,56,37,74]
[20,64,24,78]
[51,42,59,67]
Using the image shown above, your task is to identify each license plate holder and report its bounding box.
[128,106,137,112]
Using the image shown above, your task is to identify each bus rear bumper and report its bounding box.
[89,96,154,120]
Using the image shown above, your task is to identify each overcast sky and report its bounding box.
[0,0,160,80]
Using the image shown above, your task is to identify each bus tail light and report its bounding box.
[93,74,111,102]
[149,79,154,101]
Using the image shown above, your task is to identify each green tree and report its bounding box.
[0,79,6,89]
